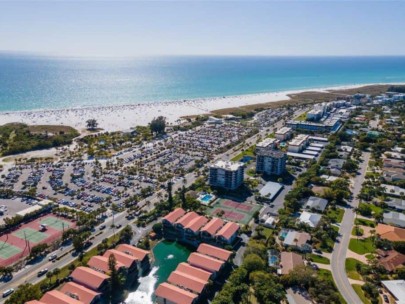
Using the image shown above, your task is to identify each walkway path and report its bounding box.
[331,151,371,304]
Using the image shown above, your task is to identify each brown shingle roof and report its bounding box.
[200,218,225,235]
[155,282,198,304]
[176,263,212,281]
[215,222,239,240]
[40,290,85,304]
[279,252,304,275]
[60,282,100,304]
[116,244,149,261]
[377,224,405,242]
[163,208,186,224]
[168,270,208,294]
[71,267,109,291]
[196,243,232,261]
[187,252,224,273]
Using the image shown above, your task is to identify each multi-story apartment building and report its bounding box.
[209,160,244,190]
[256,149,287,176]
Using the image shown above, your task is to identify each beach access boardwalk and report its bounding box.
[331,151,370,304]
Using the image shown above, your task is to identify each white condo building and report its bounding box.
[209,161,244,190]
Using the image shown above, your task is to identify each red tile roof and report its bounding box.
[176,212,199,227]
[71,267,109,291]
[60,282,100,304]
[379,250,405,272]
[176,263,212,281]
[40,290,85,304]
[163,208,186,224]
[197,243,232,261]
[103,249,138,268]
[168,270,208,294]
[26,301,47,304]
[187,252,224,273]
[116,244,150,261]
[200,218,225,235]
[155,282,198,304]
[185,216,209,232]
[87,255,125,273]
[215,222,239,240]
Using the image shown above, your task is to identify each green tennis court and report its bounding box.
[0,241,22,259]
[40,217,71,231]
[13,228,48,243]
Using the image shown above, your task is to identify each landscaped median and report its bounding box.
[352,284,371,304]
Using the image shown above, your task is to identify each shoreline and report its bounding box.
[0,82,403,132]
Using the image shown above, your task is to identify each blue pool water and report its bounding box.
[200,194,213,203]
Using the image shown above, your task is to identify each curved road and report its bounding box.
[331,151,370,304]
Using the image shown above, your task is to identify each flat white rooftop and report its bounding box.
[211,160,244,171]
[276,126,292,135]
[257,138,277,148]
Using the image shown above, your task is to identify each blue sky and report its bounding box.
[1,1,404,57]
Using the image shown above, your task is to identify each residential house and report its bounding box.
[40,290,85,304]
[281,230,312,252]
[386,198,405,211]
[70,266,109,292]
[196,243,232,262]
[303,196,328,212]
[383,211,405,228]
[298,211,322,228]
[215,221,240,245]
[376,224,405,242]
[381,280,405,304]
[115,244,151,275]
[155,282,198,304]
[377,250,405,273]
[200,218,225,243]
[60,282,101,304]
[278,252,304,275]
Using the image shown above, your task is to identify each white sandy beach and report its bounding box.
[0,83,400,132]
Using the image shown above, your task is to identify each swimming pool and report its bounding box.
[198,193,216,205]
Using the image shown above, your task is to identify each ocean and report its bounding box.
[1,55,405,112]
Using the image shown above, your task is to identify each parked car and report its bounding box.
[99,225,106,230]
[37,268,48,277]
[2,288,14,298]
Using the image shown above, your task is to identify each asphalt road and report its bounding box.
[331,151,371,304]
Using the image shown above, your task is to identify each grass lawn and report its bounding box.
[327,208,345,223]
[355,218,375,228]
[349,237,375,255]
[266,133,275,138]
[345,258,365,280]
[231,145,256,161]
[352,284,371,304]
[309,254,330,264]
[352,226,364,236]
[261,227,273,239]
[295,111,309,121]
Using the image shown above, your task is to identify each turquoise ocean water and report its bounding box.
[1,55,405,112]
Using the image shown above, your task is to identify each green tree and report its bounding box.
[149,116,167,135]
[243,254,266,274]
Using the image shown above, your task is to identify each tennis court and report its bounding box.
[13,228,48,243]
[206,199,262,225]
[41,217,71,231]
[0,242,22,259]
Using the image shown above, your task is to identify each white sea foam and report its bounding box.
[167,254,174,260]
[125,266,158,304]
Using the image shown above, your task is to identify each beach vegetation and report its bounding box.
[0,123,78,156]
[86,118,99,130]
[149,116,167,135]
